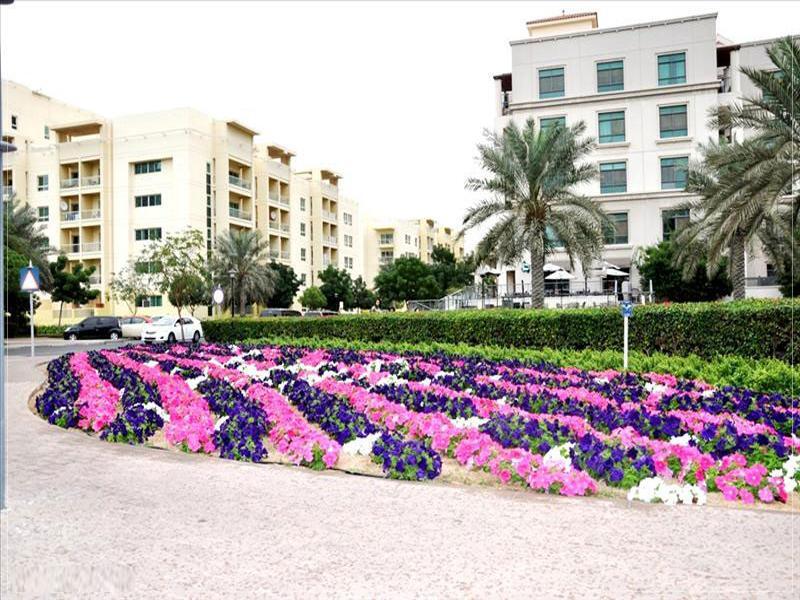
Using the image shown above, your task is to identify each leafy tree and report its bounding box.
[299,286,327,310]
[374,257,441,305]
[351,276,376,310]
[168,273,208,318]
[49,255,101,325]
[267,261,301,308]
[109,260,152,316]
[430,245,476,293]
[318,265,353,312]
[679,37,799,299]
[4,247,40,336]
[4,192,53,289]
[637,241,732,303]
[210,230,276,316]
[760,217,799,298]
[463,118,605,308]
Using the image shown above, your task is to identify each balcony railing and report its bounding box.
[321,181,338,199]
[88,274,102,285]
[268,221,282,232]
[745,276,778,287]
[229,206,251,221]
[269,249,280,259]
[280,223,290,233]
[61,177,79,189]
[81,175,101,187]
[229,174,252,191]
[323,235,338,247]
[83,242,101,253]
[61,242,101,254]
[280,250,290,260]
[2,187,14,200]
[278,196,290,207]
[322,257,333,267]
[322,210,337,222]
[268,191,279,202]
[61,209,101,222]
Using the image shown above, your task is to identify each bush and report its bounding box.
[35,325,67,337]
[241,336,799,396]
[203,299,798,362]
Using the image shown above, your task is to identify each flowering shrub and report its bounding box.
[33,342,800,504]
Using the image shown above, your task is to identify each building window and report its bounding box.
[379,233,394,245]
[136,295,163,308]
[597,60,624,92]
[599,162,627,194]
[37,174,49,191]
[133,160,162,174]
[343,212,352,225]
[380,250,394,264]
[206,161,213,258]
[135,260,160,274]
[300,223,306,236]
[662,208,690,240]
[658,52,686,86]
[404,234,411,244]
[135,227,162,241]
[344,257,353,269]
[300,248,306,261]
[11,115,17,129]
[604,212,628,245]
[545,225,562,248]
[598,111,625,143]
[134,193,162,207]
[659,105,688,139]
[540,116,566,131]
[44,125,50,140]
[300,197,306,211]
[539,67,564,99]
[300,273,307,284]
[344,234,353,247]
[37,206,49,222]
[660,157,689,190]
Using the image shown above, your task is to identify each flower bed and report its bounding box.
[33,342,800,505]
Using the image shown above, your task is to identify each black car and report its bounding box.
[259,308,302,318]
[63,316,123,340]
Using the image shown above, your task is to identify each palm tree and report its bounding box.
[677,37,799,299]
[3,192,54,288]
[462,118,606,308]
[211,229,276,316]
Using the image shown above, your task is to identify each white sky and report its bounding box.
[2,1,798,228]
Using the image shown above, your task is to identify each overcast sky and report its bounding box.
[2,1,798,228]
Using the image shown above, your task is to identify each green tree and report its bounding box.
[267,261,301,308]
[318,265,353,312]
[299,286,327,310]
[637,241,732,303]
[49,255,101,325]
[374,257,441,305]
[430,245,476,293]
[463,118,605,308]
[4,248,39,336]
[679,37,799,299]
[351,276,376,310]
[210,230,276,316]
[3,192,53,289]
[109,260,152,316]
[759,216,799,298]
[168,273,208,318]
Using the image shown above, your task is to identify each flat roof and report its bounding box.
[267,143,295,158]
[526,12,597,26]
[50,119,105,135]
[226,119,259,137]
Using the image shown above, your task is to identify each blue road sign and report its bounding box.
[620,301,633,318]
[19,266,41,291]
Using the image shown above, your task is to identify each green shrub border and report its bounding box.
[245,335,798,397]
[34,325,67,337]
[204,299,797,362]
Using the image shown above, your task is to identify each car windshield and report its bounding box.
[152,317,175,326]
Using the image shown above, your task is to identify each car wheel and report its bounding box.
[110,331,120,340]
[192,331,201,343]
[168,333,176,343]
[69,333,78,341]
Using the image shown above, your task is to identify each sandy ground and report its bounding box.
[1,355,799,599]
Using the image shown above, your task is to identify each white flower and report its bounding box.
[451,416,488,429]
[701,389,716,399]
[144,360,159,368]
[341,433,381,456]
[214,415,229,431]
[644,382,669,394]
[224,356,244,367]
[593,377,610,385]
[627,477,706,506]
[143,402,170,422]
[542,443,574,472]
[185,375,207,390]
[669,434,692,447]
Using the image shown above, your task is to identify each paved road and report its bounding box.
[4,338,131,358]
[1,354,798,598]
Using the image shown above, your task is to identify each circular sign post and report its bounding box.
[212,285,224,318]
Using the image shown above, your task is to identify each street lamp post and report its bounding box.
[228,269,237,317]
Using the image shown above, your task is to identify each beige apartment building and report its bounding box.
[363,217,464,286]
[1,80,364,323]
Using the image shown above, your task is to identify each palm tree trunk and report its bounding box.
[58,301,64,326]
[730,232,746,300]
[240,290,247,317]
[530,249,545,309]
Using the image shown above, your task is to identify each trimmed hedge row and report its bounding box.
[245,336,800,396]
[34,325,68,338]
[204,300,798,362]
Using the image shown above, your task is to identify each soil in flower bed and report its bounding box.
[32,342,800,509]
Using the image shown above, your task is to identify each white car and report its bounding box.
[119,316,150,339]
[141,316,203,344]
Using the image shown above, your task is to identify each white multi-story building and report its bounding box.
[1,80,366,322]
[478,12,785,303]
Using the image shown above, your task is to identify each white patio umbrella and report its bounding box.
[602,260,621,269]
[545,269,575,280]
[543,262,561,272]
[605,268,629,277]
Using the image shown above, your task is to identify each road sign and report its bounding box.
[521,261,530,274]
[620,301,633,318]
[212,286,224,305]
[19,265,40,291]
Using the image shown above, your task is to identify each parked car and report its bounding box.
[119,316,152,338]
[259,308,302,318]
[141,316,203,343]
[63,316,123,341]
[302,310,338,318]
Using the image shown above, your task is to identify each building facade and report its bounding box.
[1,80,366,322]
[482,12,785,301]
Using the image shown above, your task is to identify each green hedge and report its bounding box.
[245,336,799,396]
[34,325,67,337]
[204,300,797,362]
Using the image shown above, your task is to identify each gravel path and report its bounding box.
[1,356,798,598]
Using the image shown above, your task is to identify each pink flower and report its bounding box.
[758,487,774,503]
[739,489,755,504]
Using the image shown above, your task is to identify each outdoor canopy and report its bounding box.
[545,269,575,280]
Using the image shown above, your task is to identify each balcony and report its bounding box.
[61,242,101,254]
[229,174,252,191]
[322,257,333,267]
[379,258,394,267]
[2,187,14,200]
[61,209,101,223]
[322,210,337,222]
[269,221,290,234]
[321,181,338,199]
[745,276,778,287]
[323,235,338,247]
[81,175,101,187]
[229,206,252,221]
[280,250,290,261]
[61,177,79,190]
[88,274,102,285]
[269,249,280,260]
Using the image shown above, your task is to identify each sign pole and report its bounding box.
[623,313,629,370]
[29,291,35,358]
